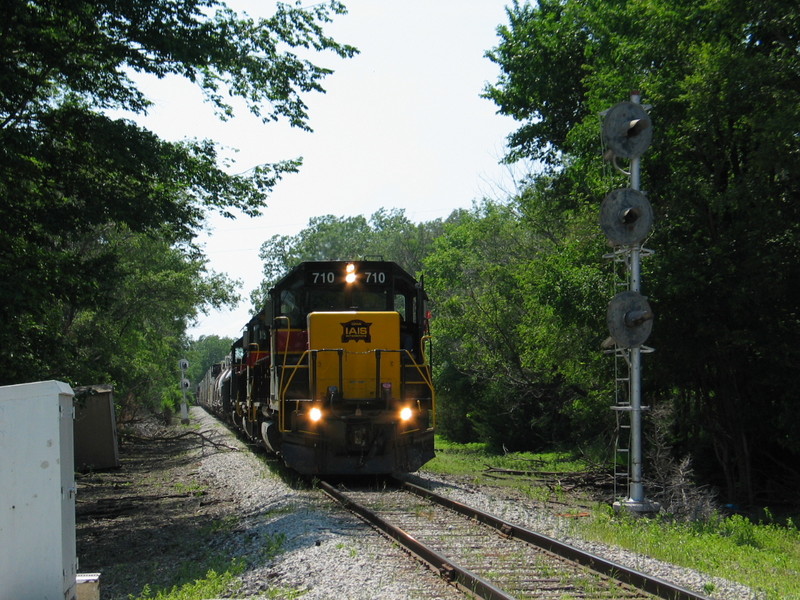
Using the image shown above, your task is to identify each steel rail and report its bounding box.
[400,479,713,600]
[318,480,515,600]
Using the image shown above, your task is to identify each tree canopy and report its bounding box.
[475,0,800,503]
[0,0,355,411]
[250,209,445,307]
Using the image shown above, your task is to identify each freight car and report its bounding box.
[198,260,435,475]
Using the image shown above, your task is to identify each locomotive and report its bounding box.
[197,260,435,475]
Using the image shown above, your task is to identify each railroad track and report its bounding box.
[319,478,713,600]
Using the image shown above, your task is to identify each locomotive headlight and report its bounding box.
[399,406,413,422]
[345,262,357,283]
[309,406,323,422]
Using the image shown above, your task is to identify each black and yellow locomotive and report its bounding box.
[198,260,435,475]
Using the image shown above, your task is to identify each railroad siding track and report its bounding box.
[320,479,713,600]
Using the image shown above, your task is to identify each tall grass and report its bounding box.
[576,507,800,599]
[129,557,245,600]
[423,437,800,599]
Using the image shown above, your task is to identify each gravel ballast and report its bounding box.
[191,409,460,600]
[76,407,761,599]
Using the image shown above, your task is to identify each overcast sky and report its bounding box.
[126,1,522,339]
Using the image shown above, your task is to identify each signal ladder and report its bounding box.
[604,247,654,500]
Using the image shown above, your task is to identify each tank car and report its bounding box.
[197,356,231,416]
[200,260,435,475]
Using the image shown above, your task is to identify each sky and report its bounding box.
[126,1,524,339]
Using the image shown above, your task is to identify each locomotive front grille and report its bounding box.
[325,418,392,456]
[347,421,370,448]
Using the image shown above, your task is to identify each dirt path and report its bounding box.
[75,416,242,599]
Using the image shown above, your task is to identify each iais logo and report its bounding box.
[341,319,372,343]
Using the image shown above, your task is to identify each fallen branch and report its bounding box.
[123,429,239,452]
[483,466,571,478]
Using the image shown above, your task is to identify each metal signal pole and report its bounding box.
[601,91,659,513]
[627,92,646,508]
[179,358,190,425]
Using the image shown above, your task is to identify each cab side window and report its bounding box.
[280,290,302,328]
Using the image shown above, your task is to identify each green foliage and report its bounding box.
[130,557,245,600]
[160,387,184,415]
[185,335,234,387]
[0,0,355,415]
[259,531,288,561]
[426,437,591,485]
[427,202,531,450]
[3,225,237,413]
[425,200,611,451]
[578,509,800,600]
[484,0,593,165]
[250,208,444,306]
[0,0,357,131]
[483,0,800,503]
[432,362,478,443]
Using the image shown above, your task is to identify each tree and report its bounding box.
[185,335,235,386]
[484,0,800,502]
[250,209,444,307]
[0,0,356,411]
[254,214,373,298]
[425,197,611,452]
[483,0,591,166]
[1,1,357,133]
[35,226,237,414]
[367,208,446,276]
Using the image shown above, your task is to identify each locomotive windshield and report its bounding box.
[279,287,391,327]
[308,288,390,312]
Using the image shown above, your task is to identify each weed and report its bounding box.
[262,586,307,599]
[335,541,358,558]
[173,480,205,496]
[263,503,300,518]
[204,514,239,534]
[412,503,435,520]
[520,484,550,503]
[128,557,245,600]
[259,531,287,560]
[576,510,800,599]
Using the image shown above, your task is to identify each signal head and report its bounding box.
[602,101,653,159]
[600,188,653,246]
[606,291,654,348]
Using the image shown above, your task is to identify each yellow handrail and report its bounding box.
[401,349,435,393]
[276,345,436,432]
[420,335,433,366]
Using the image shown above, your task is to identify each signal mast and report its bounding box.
[600,92,660,513]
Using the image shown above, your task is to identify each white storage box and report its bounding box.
[0,380,77,600]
